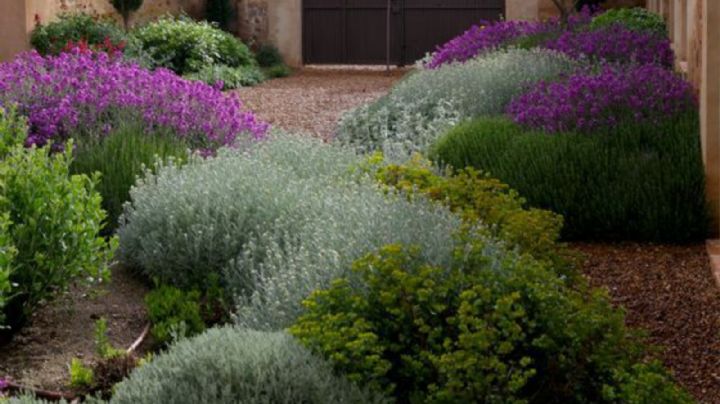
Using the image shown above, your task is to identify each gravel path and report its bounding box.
[233,67,407,139]
[576,243,720,403]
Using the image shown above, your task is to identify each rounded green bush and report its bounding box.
[30,13,126,56]
[130,17,255,75]
[290,243,693,403]
[430,115,708,241]
[111,327,389,404]
[591,7,668,36]
[0,108,115,331]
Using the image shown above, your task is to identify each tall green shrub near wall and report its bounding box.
[431,115,708,241]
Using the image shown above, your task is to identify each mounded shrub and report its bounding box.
[544,24,674,67]
[290,243,693,403]
[0,49,267,150]
[130,17,255,75]
[366,154,568,271]
[591,7,668,36]
[111,327,389,404]
[70,123,189,232]
[0,107,116,331]
[427,10,592,69]
[118,136,461,330]
[430,115,707,241]
[30,13,126,56]
[337,48,578,158]
[507,63,696,133]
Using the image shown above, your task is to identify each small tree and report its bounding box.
[110,0,143,30]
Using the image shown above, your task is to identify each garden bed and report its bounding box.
[576,243,720,402]
[0,265,148,392]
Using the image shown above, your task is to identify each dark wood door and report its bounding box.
[302,0,505,65]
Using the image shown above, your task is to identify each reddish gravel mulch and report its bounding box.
[575,243,720,403]
[233,67,406,139]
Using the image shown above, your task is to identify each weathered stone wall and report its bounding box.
[236,0,269,46]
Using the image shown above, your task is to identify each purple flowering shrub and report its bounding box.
[427,10,593,68]
[0,49,268,149]
[544,25,674,67]
[507,64,696,133]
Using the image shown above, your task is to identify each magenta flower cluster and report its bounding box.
[544,25,674,67]
[0,50,268,148]
[427,9,594,68]
[506,64,696,133]
[426,20,545,68]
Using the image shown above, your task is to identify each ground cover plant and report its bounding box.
[0,107,115,333]
[337,48,578,158]
[290,242,693,403]
[0,48,267,150]
[130,17,264,89]
[590,7,667,35]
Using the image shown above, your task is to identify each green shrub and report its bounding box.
[30,13,126,55]
[431,115,708,241]
[264,63,292,79]
[184,64,265,89]
[367,154,568,271]
[70,124,188,232]
[591,7,668,36]
[145,286,206,345]
[290,243,693,403]
[337,48,579,158]
[130,17,255,75]
[111,327,389,404]
[0,108,116,330]
[0,214,16,329]
[255,44,284,67]
[118,135,461,330]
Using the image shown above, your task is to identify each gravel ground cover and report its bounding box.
[576,243,720,403]
[233,66,407,139]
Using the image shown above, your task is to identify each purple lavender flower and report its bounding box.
[0,49,268,149]
[427,8,594,68]
[544,24,674,67]
[506,63,696,133]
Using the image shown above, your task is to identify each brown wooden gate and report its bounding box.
[302,0,505,65]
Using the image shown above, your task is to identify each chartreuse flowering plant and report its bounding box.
[0,49,267,150]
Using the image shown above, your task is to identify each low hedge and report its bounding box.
[430,115,707,241]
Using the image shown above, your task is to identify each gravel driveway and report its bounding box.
[233,67,407,139]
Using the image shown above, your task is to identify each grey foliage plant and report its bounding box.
[111,327,390,404]
[117,134,462,329]
[336,48,579,159]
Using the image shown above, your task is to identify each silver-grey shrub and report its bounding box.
[118,135,461,328]
[111,327,389,404]
[336,48,579,158]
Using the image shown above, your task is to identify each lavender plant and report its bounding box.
[507,63,696,133]
[337,48,578,159]
[0,49,267,150]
